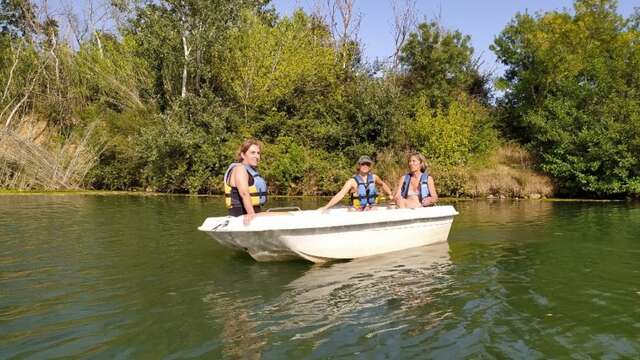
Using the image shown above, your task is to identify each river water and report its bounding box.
[1,195,639,359]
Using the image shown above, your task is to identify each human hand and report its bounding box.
[243,213,256,225]
[421,197,433,207]
[318,206,329,213]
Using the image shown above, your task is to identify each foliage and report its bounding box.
[125,0,270,111]
[393,19,499,190]
[399,21,490,105]
[86,105,152,190]
[407,95,497,167]
[219,10,337,116]
[0,0,38,39]
[492,0,640,196]
[262,137,351,195]
[137,94,239,194]
[0,0,525,198]
[73,34,152,112]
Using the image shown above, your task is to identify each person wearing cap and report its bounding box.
[319,155,394,211]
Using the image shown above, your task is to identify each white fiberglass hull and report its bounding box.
[198,205,458,263]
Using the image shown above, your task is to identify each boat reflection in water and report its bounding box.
[201,243,453,357]
[262,242,452,340]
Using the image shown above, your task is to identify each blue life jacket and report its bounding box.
[351,173,378,208]
[224,163,267,209]
[400,172,430,202]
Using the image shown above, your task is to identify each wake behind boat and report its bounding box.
[198,205,458,263]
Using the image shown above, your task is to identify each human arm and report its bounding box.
[233,166,257,224]
[393,176,404,203]
[319,179,355,211]
[421,176,438,206]
[374,175,394,200]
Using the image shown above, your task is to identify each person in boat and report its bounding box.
[393,152,438,208]
[224,139,268,224]
[319,155,394,211]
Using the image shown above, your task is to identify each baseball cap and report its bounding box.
[357,155,373,165]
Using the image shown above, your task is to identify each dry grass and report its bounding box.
[370,145,553,198]
[374,150,470,197]
[0,117,102,190]
[467,144,554,198]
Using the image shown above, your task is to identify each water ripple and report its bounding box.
[1,197,640,358]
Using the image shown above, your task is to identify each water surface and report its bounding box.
[1,196,639,358]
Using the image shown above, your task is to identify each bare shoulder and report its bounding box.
[233,165,248,179]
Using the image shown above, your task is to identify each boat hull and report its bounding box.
[199,206,457,263]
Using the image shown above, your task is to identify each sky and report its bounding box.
[45,0,637,76]
[271,0,638,76]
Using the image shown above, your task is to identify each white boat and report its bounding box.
[198,205,458,263]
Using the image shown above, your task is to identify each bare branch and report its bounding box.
[1,43,23,103]
[390,0,417,70]
[3,59,49,129]
[60,0,88,47]
[336,0,359,44]
[321,0,361,48]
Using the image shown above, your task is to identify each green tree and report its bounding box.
[492,0,640,196]
[408,94,496,167]
[138,94,239,193]
[125,0,270,111]
[0,0,38,39]
[218,10,336,120]
[399,21,490,106]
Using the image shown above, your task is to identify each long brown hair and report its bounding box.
[407,152,427,172]
[234,139,262,162]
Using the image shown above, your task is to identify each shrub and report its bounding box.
[138,95,238,193]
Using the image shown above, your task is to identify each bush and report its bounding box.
[261,137,351,195]
[407,94,498,167]
[138,95,239,193]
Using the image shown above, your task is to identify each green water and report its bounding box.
[1,196,639,359]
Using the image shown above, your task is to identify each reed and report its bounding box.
[0,118,102,190]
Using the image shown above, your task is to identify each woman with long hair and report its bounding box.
[223,139,268,224]
[393,152,438,208]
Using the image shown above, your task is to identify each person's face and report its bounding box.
[241,145,261,167]
[408,156,422,172]
[358,162,371,174]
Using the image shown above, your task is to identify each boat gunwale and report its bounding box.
[234,215,453,234]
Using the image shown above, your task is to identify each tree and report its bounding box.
[399,21,489,106]
[492,0,640,196]
[390,0,416,71]
[0,0,38,39]
[125,0,270,111]
[218,10,337,121]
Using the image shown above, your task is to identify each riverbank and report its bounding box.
[1,189,631,202]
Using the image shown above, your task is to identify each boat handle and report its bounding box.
[266,206,302,212]
[211,219,229,231]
